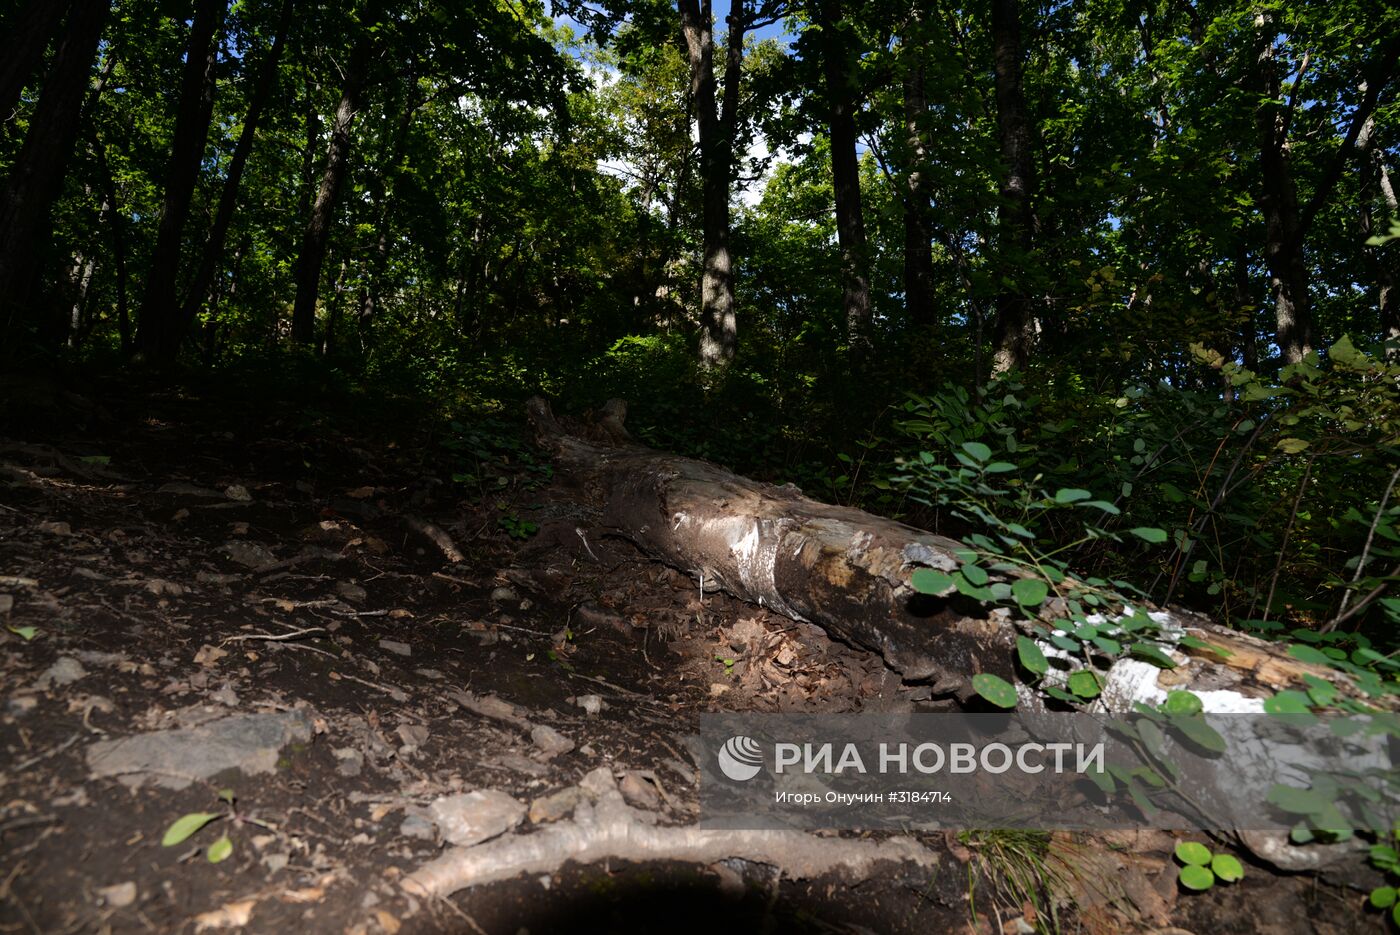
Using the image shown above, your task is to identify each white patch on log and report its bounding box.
[1018,607,1267,714]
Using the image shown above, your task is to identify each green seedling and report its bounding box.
[162,788,268,864]
[1174,840,1243,891]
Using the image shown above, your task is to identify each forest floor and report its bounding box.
[0,372,1379,934]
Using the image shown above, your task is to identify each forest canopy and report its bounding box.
[1,0,1398,644]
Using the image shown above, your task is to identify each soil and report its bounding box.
[0,373,1382,934]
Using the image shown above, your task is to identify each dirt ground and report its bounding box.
[0,374,1383,934]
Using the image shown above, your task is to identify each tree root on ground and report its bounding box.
[400,768,937,899]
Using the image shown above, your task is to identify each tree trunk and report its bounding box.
[1358,108,1400,355]
[989,0,1036,375]
[817,0,872,352]
[680,0,744,368]
[359,69,419,341]
[527,397,1374,714]
[179,0,293,338]
[0,0,70,131]
[901,48,936,328]
[0,0,110,357]
[135,0,227,364]
[92,136,130,354]
[292,40,368,347]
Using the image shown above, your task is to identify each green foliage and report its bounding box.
[1173,841,1243,892]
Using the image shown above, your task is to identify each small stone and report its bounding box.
[489,586,518,604]
[530,724,574,759]
[378,639,411,657]
[36,657,86,689]
[399,812,435,840]
[573,694,603,716]
[222,540,276,570]
[336,581,367,604]
[262,853,289,873]
[208,684,239,707]
[413,668,444,680]
[619,771,661,811]
[38,521,72,536]
[333,747,364,777]
[429,790,526,846]
[528,787,586,824]
[7,694,38,716]
[95,881,137,908]
[224,485,253,502]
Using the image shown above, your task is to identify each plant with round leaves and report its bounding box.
[1174,840,1243,891]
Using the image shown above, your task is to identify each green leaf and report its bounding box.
[985,462,1017,473]
[1163,691,1203,715]
[1092,635,1123,655]
[1128,527,1168,544]
[1053,488,1092,504]
[207,834,233,863]
[1371,887,1398,909]
[1176,839,1209,867]
[1129,643,1178,668]
[1067,669,1103,699]
[1079,500,1121,515]
[961,563,989,586]
[1263,690,1311,715]
[971,673,1018,708]
[1267,784,1331,815]
[1017,636,1049,675]
[1169,715,1227,754]
[162,812,222,847]
[961,441,992,463]
[911,569,954,595]
[8,625,37,641]
[1210,853,1243,882]
[1178,864,1215,891]
[1276,437,1310,454]
[79,454,111,466]
[1288,644,1332,666]
[1011,578,1049,607]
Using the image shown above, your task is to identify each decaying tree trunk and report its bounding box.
[527,397,1374,714]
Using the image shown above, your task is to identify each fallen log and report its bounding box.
[526,397,1378,716]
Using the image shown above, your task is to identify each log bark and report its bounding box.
[527,397,1380,714]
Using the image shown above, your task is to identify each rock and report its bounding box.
[396,723,428,755]
[336,581,367,604]
[221,541,276,570]
[573,694,603,716]
[6,694,37,716]
[95,881,137,908]
[224,484,252,502]
[529,724,574,759]
[86,710,313,789]
[262,853,289,873]
[529,787,586,824]
[619,770,662,811]
[333,747,364,777]
[428,790,526,846]
[400,812,435,840]
[35,657,86,689]
[378,639,411,657]
[489,586,518,604]
[208,684,239,707]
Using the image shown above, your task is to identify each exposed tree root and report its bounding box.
[401,768,937,899]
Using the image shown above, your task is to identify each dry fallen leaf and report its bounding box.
[346,486,376,499]
[193,899,255,931]
[373,909,401,934]
[193,644,229,667]
[278,886,325,904]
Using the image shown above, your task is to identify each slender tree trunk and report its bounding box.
[817,0,872,352]
[135,0,227,363]
[989,0,1036,375]
[0,0,110,357]
[92,137,130,354]
[1359,111,1400,353]
[680,0,745,368]
[359,69,419,339]
[901,47,936,328]
[1253,27,1310,365]
[292,40,368,347]
[179,0,292,337]
[0,0,70,130]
